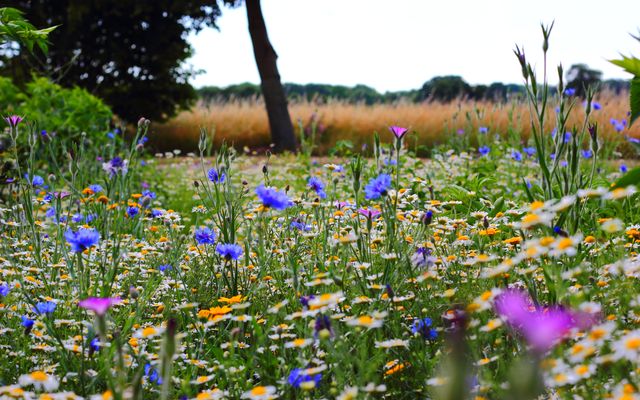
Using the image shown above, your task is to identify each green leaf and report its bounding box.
[609,55,640,76]
[613,166,640,188]
[488,196,504,217]
[631,78,640,127]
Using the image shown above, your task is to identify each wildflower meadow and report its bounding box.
[3,6,640,400]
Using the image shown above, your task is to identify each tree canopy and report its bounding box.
[0,1,238,122]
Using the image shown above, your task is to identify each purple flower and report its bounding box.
[64,228,100,252]
[256,184,292,210]
[207,168,225,183]
[102,157,128,176]
[194,227,216,245]
[478,146,490,156]
[216,243,243,260]
[0,284,10,297]
[357,208,381,219]
[79,297,121,316]
[4,115,23,128]
[364,173,391,200]
[389,125,409,139]
[581,149,593,159]
[494,290,592,353]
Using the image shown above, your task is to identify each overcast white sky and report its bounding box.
[188,0,640,92]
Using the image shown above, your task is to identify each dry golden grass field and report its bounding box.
[151,92,640,155]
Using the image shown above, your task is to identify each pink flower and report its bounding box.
[4,115,23,128]
[357,208,381,219]
[79,297,121,316]
[494,290,592,353]
[389,125,408,139]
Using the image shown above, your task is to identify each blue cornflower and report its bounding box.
[288,368,322,389]
[560,160,568,167]
[256,184,291,210]
[207,168,226,183]
[620,164,628,173]
[511,150,523,162]
[72,213,84,223]
[290,220,312,231]
[523,147,536,157]
[90,337,100,352]
[64,228,100,252]
[151,209,164,218]
[592,102,602,110]
[563,132,572,143]
[30,175,44,187]
[564,88,576,96]
[307,177,326,199]
[581,149,593,159]
[89,184,104,193]
[21,315,35,328]
[216,243,243,260]
[364,174,392,200]
[158,264,172,273]
[0,284,10,297]
[479,126,489,134]
[478,146,490,156]
[126,206,139,218]
[142,190,157,199]
[34,301,57,315]
[144,364,162,385]
[85,213,97,223]
[411,317,437,340]
[194,227,216,245]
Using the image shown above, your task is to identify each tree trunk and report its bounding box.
[245,0,297,152]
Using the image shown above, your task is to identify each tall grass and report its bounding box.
[151,92,639,155]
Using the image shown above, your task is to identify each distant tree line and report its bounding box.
[199,67,630,104]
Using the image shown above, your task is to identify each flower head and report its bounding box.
[79,297,121,316]
[195,227,216,245]
[288,368,322,389]
[389,125,408,139]
[64,228,100,252]
[364,174,391,200]
[4,115,23,128]
[34,301,57,315]
[256,184,291,210]
[207,168,226,183]
[307,177,326,199]
[216,243,243,260]
[494,290,589,352]
[479,146,490,156]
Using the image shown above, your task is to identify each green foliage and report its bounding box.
[631,78,640,126]
[0,7,56,53]
[613,165,640,188]
[0,1,238,122]
[610,31,640,126]
[0,76,21,112]
[0,76,112,138]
